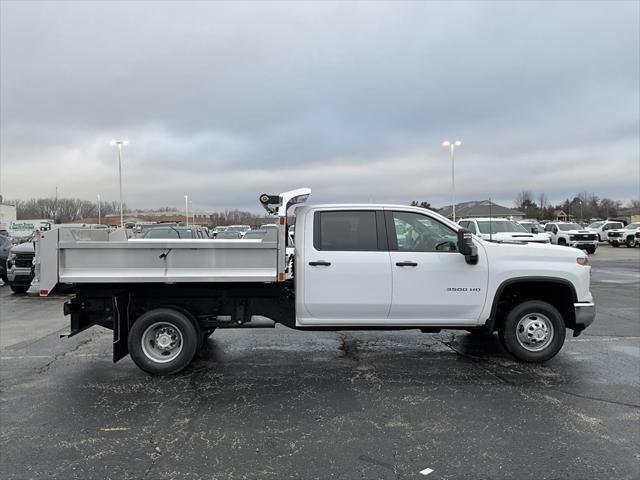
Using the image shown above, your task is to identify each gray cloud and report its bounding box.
[1,0,638,211]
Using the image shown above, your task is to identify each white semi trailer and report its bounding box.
[34,189,595,375]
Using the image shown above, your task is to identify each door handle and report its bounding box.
[395,261,418,267]
[309,260,331,266]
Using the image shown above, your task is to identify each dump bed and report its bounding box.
[34,188,311,295]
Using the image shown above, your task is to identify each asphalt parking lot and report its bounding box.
[1,244,638,480]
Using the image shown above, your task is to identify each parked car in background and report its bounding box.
[607,223,640,248]
[225,225,251,237]
[0,234,11,282]
[142,226,208,239]
[544,222,598,254]
[211,226,227,237]
[242,229,268,240]
[6,240,35,293]
[458,218,551,244]
[518,220,544,234]
[215,230,243,239]
[588,220,625,242]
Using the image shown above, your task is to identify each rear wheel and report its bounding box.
[498,300,566,362]
[10,284,29,294]
[128,308,199,375]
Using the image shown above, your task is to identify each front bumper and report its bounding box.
[573,302,595,336]
[568,240,598,249]
[7,267,34,285]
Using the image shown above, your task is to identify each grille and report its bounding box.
[574,235,596,241]
[15,253,34,268]
[609,232,621,238]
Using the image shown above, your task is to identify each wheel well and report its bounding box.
[491,280,576,331]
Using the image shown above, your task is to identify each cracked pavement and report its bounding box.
[0,245,638,479]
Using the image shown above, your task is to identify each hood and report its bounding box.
[564,230,594,235]
[10,241,35,254]
[479,232,550,242]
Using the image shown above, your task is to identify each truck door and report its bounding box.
[300,209,392,323]
[386,210,489,324]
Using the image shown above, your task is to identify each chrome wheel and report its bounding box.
[141,322,184,363]
[516,313,554,352]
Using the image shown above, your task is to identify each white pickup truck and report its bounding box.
[607,223,640,248]
[543,222,599,254]
[34,189,595,375]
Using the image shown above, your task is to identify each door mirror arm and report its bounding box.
[457,229,478,265]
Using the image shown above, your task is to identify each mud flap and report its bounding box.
[113,293,131,363]
[62,298,94,338]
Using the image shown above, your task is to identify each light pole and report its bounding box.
[184,195,189,226]
[579,200,583,222]
[110,140,129,228]
[97,194,101,225]
[442,140,462,221]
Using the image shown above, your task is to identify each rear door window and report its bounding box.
[314,211,380,251]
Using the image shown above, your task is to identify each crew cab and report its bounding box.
[607,223,640,248]
[543,222,598,254]
[587,220,625,242]
[34,189,595,375]
[457,218,551,244]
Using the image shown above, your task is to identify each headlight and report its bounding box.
[569,235,576,241]
[577,257,589,266]
[7,252,16,262]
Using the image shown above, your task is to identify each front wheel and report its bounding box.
[626,237,637,248]
[128,308,199,375]
[498,301,566,362]
[585,247,596,254]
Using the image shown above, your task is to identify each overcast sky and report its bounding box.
[1,0,638,212]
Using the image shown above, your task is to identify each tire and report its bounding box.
[585,247,596,254]
[10,284,29,294]
[626,237,637,248]
[128,308,199,375]
[498,300,566,363]
[557,238,567,246]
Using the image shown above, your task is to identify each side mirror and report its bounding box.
[457,229,478,265]
[532,227,539,234]
[553,227,558,233]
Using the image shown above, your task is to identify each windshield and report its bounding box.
[626,223,640,229]
[477,220,528,234]
[558,223,581,231]
[588,221,603,228]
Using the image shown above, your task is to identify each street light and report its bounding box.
[110,139,129,228]
[442,140,462,221]
[579,200,583,221]
[97,194,101,225]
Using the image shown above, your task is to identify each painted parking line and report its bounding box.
[420,467,434,475]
